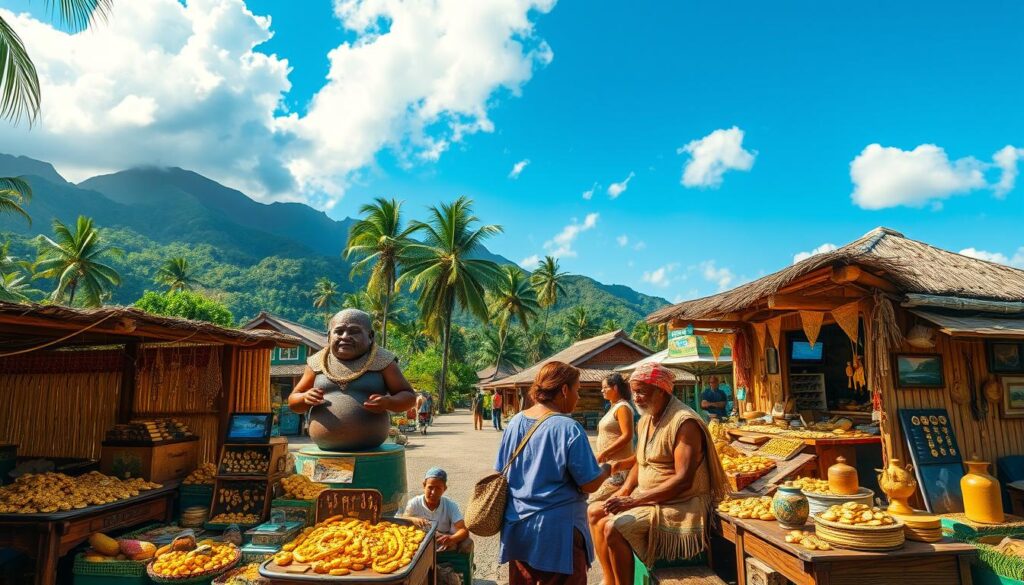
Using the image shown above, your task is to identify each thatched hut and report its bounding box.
[0,301,298,465]
[647,226,1024,509]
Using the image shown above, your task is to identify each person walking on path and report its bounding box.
[472,391,484,430]
[492,391,504,431]
[496,361,612,585]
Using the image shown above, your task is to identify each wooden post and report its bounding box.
[218,346,238,453]
[116,342,139,424]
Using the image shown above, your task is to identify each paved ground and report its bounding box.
[290,409,603,585]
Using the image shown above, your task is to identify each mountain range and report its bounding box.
[0,154,668,330]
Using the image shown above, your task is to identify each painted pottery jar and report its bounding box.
[773,484,810,529]
[828,456,859,495]
[877,459,917,515]
[307,372,390,452]
[961,459,1004,524]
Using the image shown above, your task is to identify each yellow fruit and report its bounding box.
[89,533,120,557]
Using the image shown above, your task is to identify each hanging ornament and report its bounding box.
[832,301,861,344]
[701,332,730,363]
[752,322,768,352]
[799,310,825,348]
[767,316,783,349]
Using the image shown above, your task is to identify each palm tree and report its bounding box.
[393,316,431,354]
[311,277,340,311]
[0,242,40,302]
[530,255,568,340]
[154,256,198,291]
[0,177,32,224]
[344,197,416,348]
[563,306,596,342]
[400,197,502,410]
[476,328,527,372]
[527,328,553,363]
[35,216,122,306]
[488,265,540,372]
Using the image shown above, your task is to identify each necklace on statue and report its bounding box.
[321,343,379,387]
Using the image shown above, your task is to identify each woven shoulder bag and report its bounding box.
[465,412,560,536]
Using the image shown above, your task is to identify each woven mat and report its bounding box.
[941,513,1024,530]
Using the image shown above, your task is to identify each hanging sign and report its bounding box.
[799,311,825,348]
[316,489,382,524]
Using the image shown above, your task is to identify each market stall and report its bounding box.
[0,301,297,585]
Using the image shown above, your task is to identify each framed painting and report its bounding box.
[987,341,1024,374]
[1002,376,1024,418]
[894,353,944,388]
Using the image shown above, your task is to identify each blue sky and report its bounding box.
[2,0,1023,302]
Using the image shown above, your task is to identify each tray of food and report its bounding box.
[0,471,164,519]
[756,438,806,460]
[812,503,905,551]
[260,516,434,581]
[148,536,242,583]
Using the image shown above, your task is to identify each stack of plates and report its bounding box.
[892,511,942,543]
[181,505,208,528]
[812,514,906,551]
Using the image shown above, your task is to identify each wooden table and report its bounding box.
[727,429,881,479]
[0,482,177,585]
[715,512,977,585]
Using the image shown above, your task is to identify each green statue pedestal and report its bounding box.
[294,443,408,516]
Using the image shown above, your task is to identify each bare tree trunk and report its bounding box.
[381,273,392,348]
[438,298,454,413]
[494,326,507,373]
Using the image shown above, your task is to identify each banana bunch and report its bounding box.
[717,496,776,520]
[819,502,895,526]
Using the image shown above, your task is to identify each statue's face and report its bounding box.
[329,311,374,361]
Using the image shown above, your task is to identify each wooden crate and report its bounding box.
[217,437,288,477]
[207,477,281,528]
[727,463,776,492]
[100,438,198,483]
[745,556,785,585]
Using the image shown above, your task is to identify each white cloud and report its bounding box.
[508,159,530,179]
[616,235,629,247]
[993,146,1024,198]
[582,182,597,200]
[699,260,735,291]
[959,247,1024,268]
[0,0,556,205]
[519,254,541,270]
[793,243,838,264]
[542,213,599,258]
[642,263,679,288]
[607,172,634,199]
[633,241,647,251]
[850,144,995,210]
[678,126,756,188]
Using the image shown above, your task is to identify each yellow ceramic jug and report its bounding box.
[961,459,1004,524]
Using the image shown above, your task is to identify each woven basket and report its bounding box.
[812,515,905,551]
[147,547,241,584]
[72,554,148,578]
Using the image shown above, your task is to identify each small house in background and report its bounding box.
[242,312,327,435]
[483,329,660,429]
[476,363,521,389]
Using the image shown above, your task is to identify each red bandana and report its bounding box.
[630,362,674,393]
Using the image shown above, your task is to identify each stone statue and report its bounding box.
[289,309,416,451]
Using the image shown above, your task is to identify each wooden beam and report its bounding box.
[767,294,858,311]
[117,342,139,424]
[670,319,747,330]
[830,264,899,292]
[776,267,835,295]
[217,346,238,454]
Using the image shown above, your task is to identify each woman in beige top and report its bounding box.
[590,373,636,503]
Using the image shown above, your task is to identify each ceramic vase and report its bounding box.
[877,459,917,516]
[773,484,810,529]
[828,456,859,495]
[961,460,1004,524]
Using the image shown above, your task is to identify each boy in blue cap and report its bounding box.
[403,467,472,553]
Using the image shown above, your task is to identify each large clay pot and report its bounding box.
[307,372,390,452]
[828,456,859,496]
[877,459,917,516]
[961,459,1004,524]
[773,484,810,529]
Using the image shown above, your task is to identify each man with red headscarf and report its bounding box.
[587,362,728,585]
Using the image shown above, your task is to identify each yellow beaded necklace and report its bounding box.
[320,342,380,386]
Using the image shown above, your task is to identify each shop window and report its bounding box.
[278,347,299,361]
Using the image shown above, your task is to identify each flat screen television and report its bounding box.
[790,340,824,362]
[226,412,273,443]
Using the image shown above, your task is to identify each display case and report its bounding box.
[789,373,827,411]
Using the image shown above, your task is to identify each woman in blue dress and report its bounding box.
[496,361,612,585]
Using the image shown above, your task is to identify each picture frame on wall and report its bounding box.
[766,346,779,375]
[894,353,944,388]
[1001,376,1024,418]
[987,341,1024,374]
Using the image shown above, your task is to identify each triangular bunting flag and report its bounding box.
[767,316,783,349]
[752,322,767,352]
[800,311,825,349]
[702,332,730,363]
[832,300,861,344]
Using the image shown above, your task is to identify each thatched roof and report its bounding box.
[0,301,299,350]
[483,329,652,388]
[243,311,327,349]
[476,363,521,385]
[648,227,1024,324]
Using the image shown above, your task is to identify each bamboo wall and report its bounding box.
[232,348,272,412]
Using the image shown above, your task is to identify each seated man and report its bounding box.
[588,363,728,585]
[403,467,472,553]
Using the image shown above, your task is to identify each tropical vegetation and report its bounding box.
[134,289,234,327]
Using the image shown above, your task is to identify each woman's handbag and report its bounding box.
[465,412,559,536]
